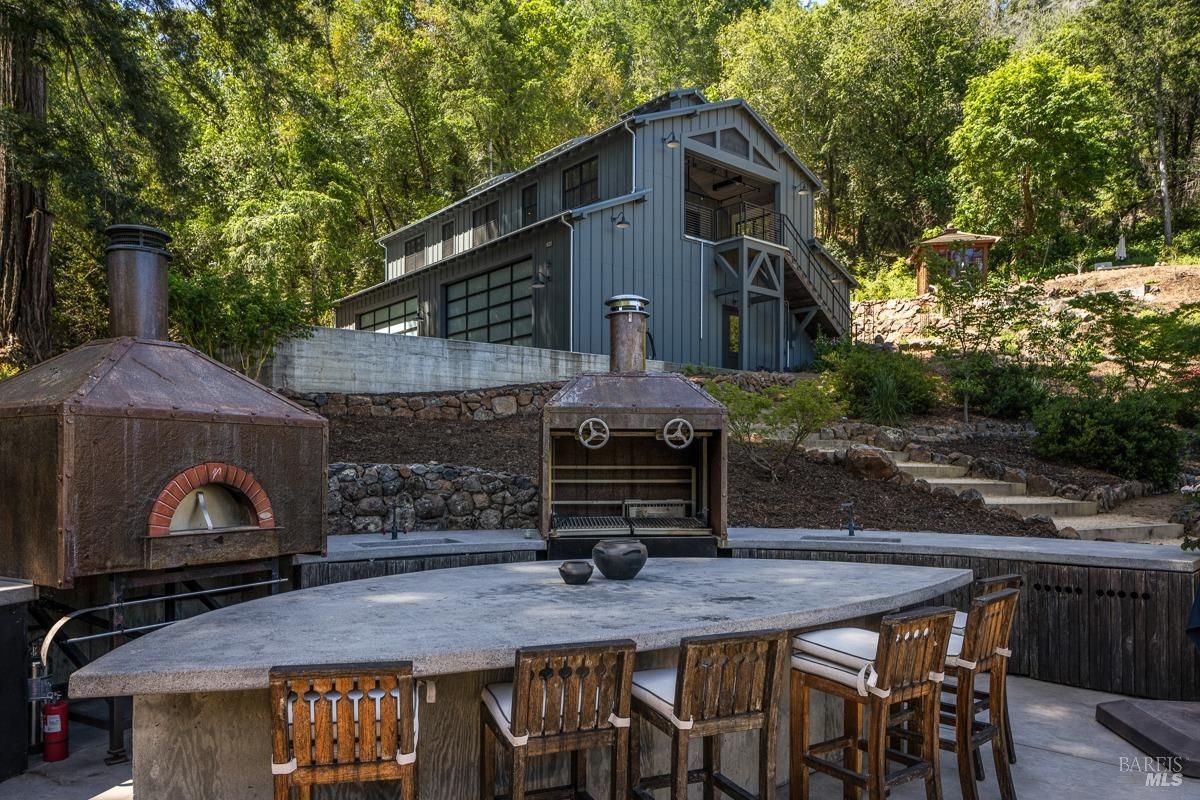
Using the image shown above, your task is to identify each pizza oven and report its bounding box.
[540,295,727,558]
[0,225,328,588]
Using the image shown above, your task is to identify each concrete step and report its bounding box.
[1052,515,1186,542]
[921,477,1026,497]
[984,495,1099,517]
[896,462,969,479]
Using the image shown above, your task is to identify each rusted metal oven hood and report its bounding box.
[0,225,328,587]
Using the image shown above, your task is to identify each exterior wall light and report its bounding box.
[663,132,680,149]
[612,211,631,230]
[795,184,811,196]
[532,266,552,290]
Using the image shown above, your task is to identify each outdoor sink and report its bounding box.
[354,538,461,548]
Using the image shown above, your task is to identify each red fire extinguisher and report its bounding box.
[42,693,69,762]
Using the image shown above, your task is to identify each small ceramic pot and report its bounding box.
[591,539,648,580]
[558,560,594,585]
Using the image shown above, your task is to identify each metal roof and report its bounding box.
[0,338,324,425]
[920,226,1001,246]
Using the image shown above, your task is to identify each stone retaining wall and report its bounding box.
[288,384,560,422]
[327,463,538,534]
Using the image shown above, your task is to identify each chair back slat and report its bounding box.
[676,630,786,723]
[269,662,415,775]
[976,574,1022,596]
[511,640,635,740]
[873,608,955,694]
[960,588,1019,670]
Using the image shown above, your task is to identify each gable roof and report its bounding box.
[920,226,1001,247]
[377,92,825,245]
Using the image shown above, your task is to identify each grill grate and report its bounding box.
[629,516,707,530]
[553,515,629,531]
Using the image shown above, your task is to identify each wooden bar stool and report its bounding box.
[952,574,1022,769]
[790,607,956,800]
[895,589,1019,800]
[269,661,421,800]
[479,638,636,800]
[629,629,788,799]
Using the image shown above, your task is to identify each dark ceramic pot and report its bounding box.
[558,560,594,585]
[592,539,648,580]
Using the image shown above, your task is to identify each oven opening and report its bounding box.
[548,430,713,537]
[169,486,258,534]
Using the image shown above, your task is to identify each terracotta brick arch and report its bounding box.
[148,461,275,537]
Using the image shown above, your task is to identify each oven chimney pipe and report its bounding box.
[604,294,649,373]
[105,224,171,340]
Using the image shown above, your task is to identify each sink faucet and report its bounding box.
[840,501,858,537]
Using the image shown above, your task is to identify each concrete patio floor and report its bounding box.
[2,677,1193,799]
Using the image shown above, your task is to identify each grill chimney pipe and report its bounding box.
[605,294,649,373]
[105,224,171,340]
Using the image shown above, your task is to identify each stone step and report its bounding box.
[921,477,1027,497]
[984,495,1099,517]
[1052,515,1186,542]
[895,462,969,479]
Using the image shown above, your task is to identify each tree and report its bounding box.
[717,0,1005,255]
[704,379,843,481]
[1057,0,1200,247]
[950,53,1121,266]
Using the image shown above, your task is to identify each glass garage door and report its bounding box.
[444,259,534,345]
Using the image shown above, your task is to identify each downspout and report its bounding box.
[624,120,638,191]
[560,214,575,351]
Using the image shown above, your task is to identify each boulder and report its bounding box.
[958,488,986,508]
[1026,474,1056,496]
[872,427,910,452]
[415,494,446,520]
[492,395,518,417]
[845,446,898,481]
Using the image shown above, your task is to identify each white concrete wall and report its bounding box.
[261,327,681,394]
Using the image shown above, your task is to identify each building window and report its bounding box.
[521,183,538,226]
[358,296,421,335]
[472,202,499,246]
[403,235,426,271]
[562,157,598,208]
[444,259,534,346]
[441,220,456,259]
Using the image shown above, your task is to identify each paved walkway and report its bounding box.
[3,678,1192,799]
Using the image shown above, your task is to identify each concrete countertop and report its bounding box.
[0,578,35,607]
[295,529,544,563]
[70,558,970,698]
[726,528,1200,573]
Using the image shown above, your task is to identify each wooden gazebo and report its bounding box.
[912,225,1001,294]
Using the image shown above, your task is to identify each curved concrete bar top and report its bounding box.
[71,558,970,699]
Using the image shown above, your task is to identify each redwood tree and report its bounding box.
[0,7,51,366]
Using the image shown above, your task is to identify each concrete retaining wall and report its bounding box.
[262,327,681,394]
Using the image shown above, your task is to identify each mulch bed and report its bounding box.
[935,434,1120,490]
[329,415,1058,537]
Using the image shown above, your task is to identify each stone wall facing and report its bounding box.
[287,383,560,422]
[327,463,539,534]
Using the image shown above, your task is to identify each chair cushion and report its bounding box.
[482,682,526,746]
[631,668,693,730]
[791,652,882,696]
[952,610,968,632]
[793,627,877,670]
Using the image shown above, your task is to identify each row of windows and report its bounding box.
[399,157,599,272]
[362,259,536,346]
[358,297,420,335]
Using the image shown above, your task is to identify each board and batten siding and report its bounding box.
[383,132,632,282]
[340,223,573,351]
[570,103,820,369]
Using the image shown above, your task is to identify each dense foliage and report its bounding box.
[2,0,1200,370]
[1033,393,1184,486]
[816,341,940,426]
[705,378,844,481]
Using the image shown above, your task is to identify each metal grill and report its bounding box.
[553,515,630,531]
[629,516,707,530]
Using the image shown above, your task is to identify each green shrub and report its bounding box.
[947,354,1047,420]
[818,341,939,423]
[705,378,844,480]
[852,257,917,301]
[1033,393,1183,485]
